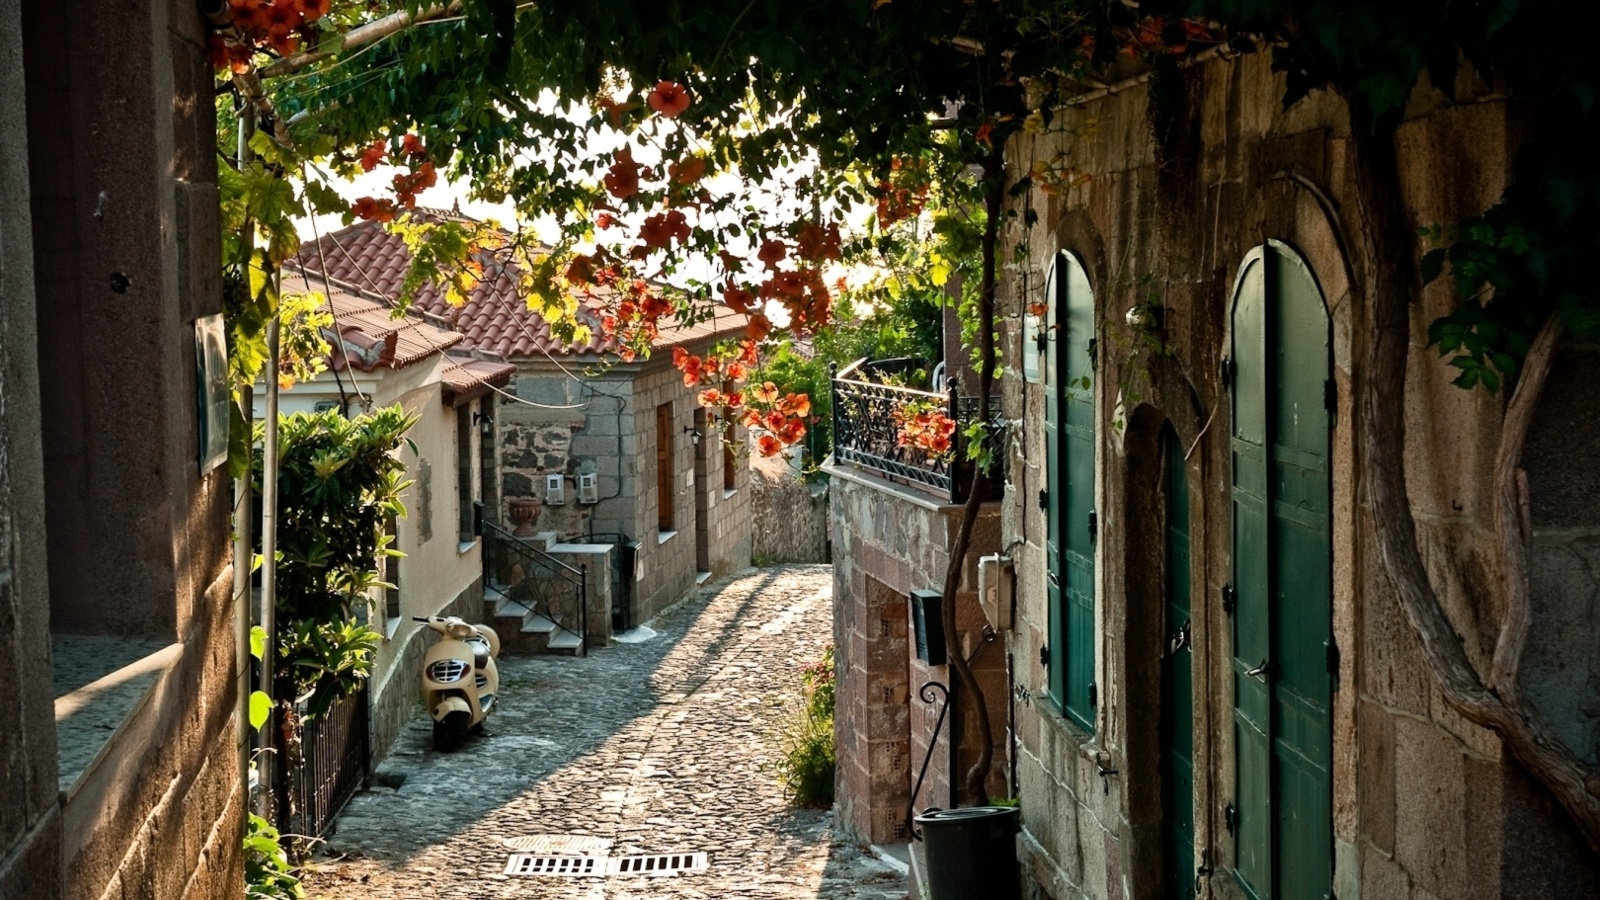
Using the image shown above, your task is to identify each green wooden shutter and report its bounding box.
[1043,261,1066,709]
[1161,424,1197,898]
[1269,247,1333,900]
[1061,255,1096,730]
[1043,251,1096,730]
[1230,251,1273,897]
[1230,243,1333,900]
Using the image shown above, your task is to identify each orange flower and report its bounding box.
[745,314,772,343]
[564,255,596,285]
[751,381,779,404]
[359,140,386,172]
[756,433,784,457]
[975,122,993,147]
[757,239,787,270]
[596,212,616,229]
[782,393,812,418]
[777,420,806,444]
[351,196,397,222]
[669,156,708,184]
[697,389,724,408]
[401,133,426,159]
[722,283,755,314]
[795,222,841,262]
[604,148,640,200]
[647,81,691,117]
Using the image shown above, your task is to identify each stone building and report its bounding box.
[992,49,1600,900]
[298,216,755,632]
[1,2,243,898]
[829,45,1600,900]
[268,272,514,764]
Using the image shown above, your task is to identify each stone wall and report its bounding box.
[750,458,830,564]
[0,3,62,895]
[829,466,1005,845]
[997,48,1599,900]
[6,2,244,898]
[495,349,752,632]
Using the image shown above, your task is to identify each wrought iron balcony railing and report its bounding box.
[829,358,1006,503]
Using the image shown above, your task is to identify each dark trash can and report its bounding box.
[915,806,1021,900]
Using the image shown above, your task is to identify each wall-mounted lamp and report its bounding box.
[683,426,702,446]
[473,410,494,437]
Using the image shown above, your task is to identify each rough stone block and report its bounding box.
[1393,716,1467,900]
[1357,700,1396,855]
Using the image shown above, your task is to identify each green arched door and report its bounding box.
[1229,242,1333,900]
[1161,424,1196,898]
[1043,251,1096,730]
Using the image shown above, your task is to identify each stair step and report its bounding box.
[522,613,557,635]
[492,597,531,619]
[546,632,584,652]
[695,571,713,586]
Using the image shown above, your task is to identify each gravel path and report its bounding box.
[302,565,906,900]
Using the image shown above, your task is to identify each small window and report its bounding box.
[723,421,738,491]
[457,403,475,543]
[656,403,674,532]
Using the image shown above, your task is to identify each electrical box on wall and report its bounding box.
[545,473,566,505]
[977,554,1014,630]
[910,589,947,666]
[576,472,599,504]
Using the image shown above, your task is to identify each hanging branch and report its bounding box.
[259,2,464,79]
[1349,102,1600,854]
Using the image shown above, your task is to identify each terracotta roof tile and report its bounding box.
[294,212,748,361]
[280,270,464,373]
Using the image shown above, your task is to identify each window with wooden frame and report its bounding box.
[656,403,675,532]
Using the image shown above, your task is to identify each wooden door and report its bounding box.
[1229,243,1333,899]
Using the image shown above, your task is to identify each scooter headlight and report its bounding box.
[427,659,469,683]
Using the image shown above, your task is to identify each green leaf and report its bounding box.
[249,690,272,731]
[250,625,267,661]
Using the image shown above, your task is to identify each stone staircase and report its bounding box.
[482,584,585,656]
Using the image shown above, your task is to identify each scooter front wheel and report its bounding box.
[433,709,472,752]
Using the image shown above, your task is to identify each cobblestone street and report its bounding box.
[303,565,907,900]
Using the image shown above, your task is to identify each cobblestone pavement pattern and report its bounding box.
[304,565,906,900]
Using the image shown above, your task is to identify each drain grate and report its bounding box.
[611,852,709,876]
[502,849,709,878]
[504,854,603,877]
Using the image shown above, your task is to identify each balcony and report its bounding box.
[829,358,1006,503]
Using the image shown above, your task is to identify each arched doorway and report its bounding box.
[1160,422,1196,898]
[1228,241,1333,899]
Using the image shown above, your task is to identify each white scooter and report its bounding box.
[414,615,501,751]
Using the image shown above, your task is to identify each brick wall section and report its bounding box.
[829,466,1006,844]
[998,49,1599,900]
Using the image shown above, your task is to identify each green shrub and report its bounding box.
[776,645,837,807]
[244,813,303,899]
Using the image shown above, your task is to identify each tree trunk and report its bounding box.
[1348,99,1600,854]
[939,144,1004,806]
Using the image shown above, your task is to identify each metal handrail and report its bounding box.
[831,359,1007,502]
[482,522,587,652]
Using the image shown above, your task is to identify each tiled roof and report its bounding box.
[280,269,464,373]
[442,355,518,406]
[294,212,748,361]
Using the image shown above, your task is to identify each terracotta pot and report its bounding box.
[508,497,541,537]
